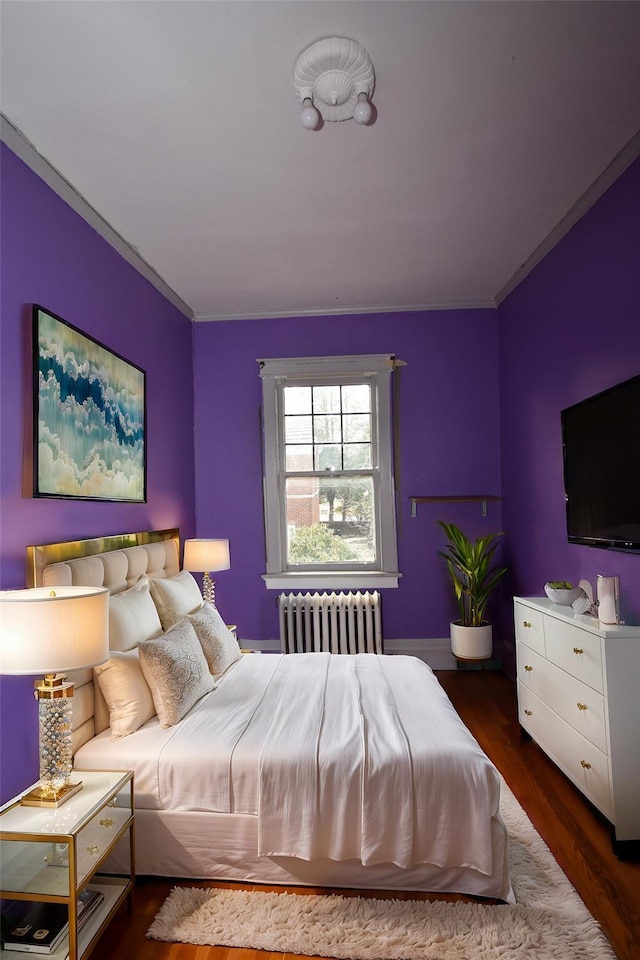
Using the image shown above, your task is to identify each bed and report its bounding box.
[28,528,513,903]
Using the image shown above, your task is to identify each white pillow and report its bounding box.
[148,570,203,629]
[109,579,163,652]
[93,650,156,740]
[138,619,215,728]
[187,603,242,675]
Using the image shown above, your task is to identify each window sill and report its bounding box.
[262,572,401,591]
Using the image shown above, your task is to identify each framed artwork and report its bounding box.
[33,305,146,502]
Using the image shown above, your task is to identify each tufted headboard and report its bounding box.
[26,528,180,752]
[27,528,180,591]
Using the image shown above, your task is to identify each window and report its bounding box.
[259,355,400,590]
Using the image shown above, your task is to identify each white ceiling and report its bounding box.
[2,1,640,321]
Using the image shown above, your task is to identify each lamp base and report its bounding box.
[202,572,217,607]
[20,780,83,808]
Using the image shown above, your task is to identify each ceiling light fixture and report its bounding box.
[293,37,375,130]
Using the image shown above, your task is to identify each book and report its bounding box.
[76,889,104,932]
[2,901,68,954]
[2,888,104,955]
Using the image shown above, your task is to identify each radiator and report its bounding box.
[278,591,382,655]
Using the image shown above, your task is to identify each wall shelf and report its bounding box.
[410,495,502,518]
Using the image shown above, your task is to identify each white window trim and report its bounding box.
[259,354,400,590]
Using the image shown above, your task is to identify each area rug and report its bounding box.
[147,778,615,960]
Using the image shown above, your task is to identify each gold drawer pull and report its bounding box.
[573,647,584,655]
[99,818,115,828]
[524,664,533,672]
[86,844,100,856]
[523,621,532,628]
[524,709,533,716]
[580,760,591,770]
[577,702,588,711]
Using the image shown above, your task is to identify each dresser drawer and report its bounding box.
[516,645,607,752]
[543,617,604,693]
[517,684,612,819]
[516,642,549,696]
[514,603,545,656]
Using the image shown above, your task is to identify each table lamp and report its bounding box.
[0,585,109,807]
[183,538,230,606]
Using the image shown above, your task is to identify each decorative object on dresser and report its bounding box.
[182,538,230,606]
[543,581,584,605]
[514,596,640,857]
[572,578,595,616]
[437,521,507,661]
[596,574,620,625]
[0,586,109,807]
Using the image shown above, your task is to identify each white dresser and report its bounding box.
[514,597,640,853]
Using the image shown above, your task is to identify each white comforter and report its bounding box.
[76,653,504,877]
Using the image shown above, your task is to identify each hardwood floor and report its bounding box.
[90,669,640,960]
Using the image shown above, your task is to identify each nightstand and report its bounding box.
[0,770,134,960]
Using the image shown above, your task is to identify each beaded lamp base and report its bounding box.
[21,675,81,807]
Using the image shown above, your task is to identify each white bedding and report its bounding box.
[75,652,505,882]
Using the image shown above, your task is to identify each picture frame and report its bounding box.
[33,305,146,502]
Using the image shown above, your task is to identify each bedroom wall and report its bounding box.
[192,310,505,655]
[0,143,197,803]
[498,154,640,675]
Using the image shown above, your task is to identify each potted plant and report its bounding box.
[437,520,508,661]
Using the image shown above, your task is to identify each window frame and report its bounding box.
[259,355,400,590]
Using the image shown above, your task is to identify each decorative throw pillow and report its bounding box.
[109,579,163,652]
[93,650,156,740]
[187,603,242,675]
[138,619,215,728]
[148,570,203,629]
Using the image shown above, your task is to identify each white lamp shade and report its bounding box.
[0,586,109,675]
[183,539,230,573]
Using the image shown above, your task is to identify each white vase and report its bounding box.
[450,622,493,661]
[597,575,620,625]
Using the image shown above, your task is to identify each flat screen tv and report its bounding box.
[561,374,640,551]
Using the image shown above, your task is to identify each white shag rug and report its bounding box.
[147,779,616,960]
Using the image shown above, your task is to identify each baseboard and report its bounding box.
[240,637,459,670]
[384,638,457,670]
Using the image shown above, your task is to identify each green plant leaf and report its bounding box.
[436,520,507,627]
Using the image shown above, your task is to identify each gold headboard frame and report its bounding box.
[27,528,180,588]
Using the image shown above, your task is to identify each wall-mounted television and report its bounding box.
[561,374,640,551]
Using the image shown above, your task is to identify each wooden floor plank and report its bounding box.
[89,670,639,960]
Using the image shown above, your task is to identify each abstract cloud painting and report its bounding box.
[33,306,146,501]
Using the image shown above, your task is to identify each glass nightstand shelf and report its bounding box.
[0,770,134,960]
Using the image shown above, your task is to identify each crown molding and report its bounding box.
[193,297,496,323]
[1,114,193,320]
[496,127,640,306]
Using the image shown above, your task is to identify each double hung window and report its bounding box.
[259,355,399,590]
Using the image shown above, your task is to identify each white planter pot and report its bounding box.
[450,621,493,661]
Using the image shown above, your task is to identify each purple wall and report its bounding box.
[499,155,640,675]
[2,135,637,804]
[192,311,504,648]
[0,144,196,802]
